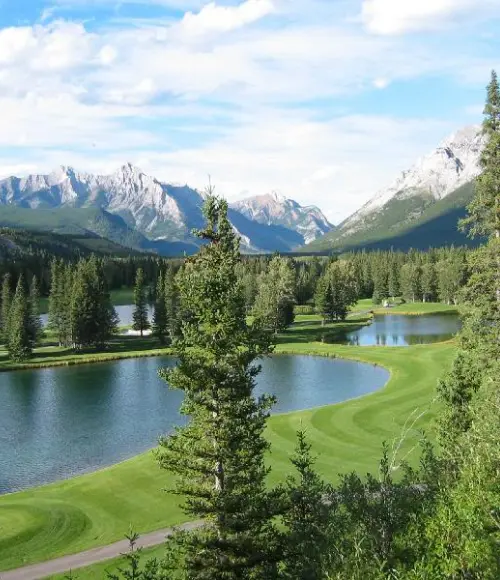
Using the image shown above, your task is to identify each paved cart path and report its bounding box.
[0,521,203,580]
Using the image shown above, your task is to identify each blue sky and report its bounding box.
[0,0,499,222]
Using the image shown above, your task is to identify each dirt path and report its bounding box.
[0,521,203,580]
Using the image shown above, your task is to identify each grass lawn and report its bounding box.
[0,312,457,572]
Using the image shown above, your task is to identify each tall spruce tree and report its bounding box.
[8,275,32,362]
[133,268,150,337]
[152,270,168,344]
[28,275,43,346]
[281,431,333,579]
[156,195,280,579]
[164,265,179,342]
[0,272,12,345]
[48,260,73,347]
[315,276,335,325]
[70,257,117,349]
[421,261,437,302]
[252,255,295,334]
[462,70,500,241]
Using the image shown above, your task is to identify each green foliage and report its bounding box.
[315,261,358,323]
[28,275,43,345]
[0,272,12,344]
[253,255,296,333]
[155,195,279,579]
[164,265,180,342]
[70,257,118,349]
[280,431,334,579]
[7,275,32,362]
[400,262,421,302]
[48,260,73,346]
[133,268,150,337]
[152,271,168,344]
[462,70,500,240]
[107,529,161,580]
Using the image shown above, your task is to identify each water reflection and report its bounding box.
[327,314,461,347]
[0,355,389,494]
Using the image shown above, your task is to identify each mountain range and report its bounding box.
[0,124,486,255]
[0,164,333,255]
[305,125,484,252]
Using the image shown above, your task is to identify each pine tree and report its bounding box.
[8,275,32,362]
[253,256,295,334]
[48,260,73,347]
[152,270,168,344]
[155,195,280,579]
[164,265,179,342]
[133,268,150,337]
[400,262,421,302]
[93,257,118,348]
[462,70,500,241]
[315,276,335,325]
[371,257,389,305]
[70,257,117,349]
[281,431,333,579]
[0,273,12,345]
[28,275,43,346]
[388,258,400,301]
[421,262,437,302]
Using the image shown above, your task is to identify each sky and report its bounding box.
[0,0,499,223]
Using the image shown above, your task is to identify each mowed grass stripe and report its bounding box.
[0,341,455,572]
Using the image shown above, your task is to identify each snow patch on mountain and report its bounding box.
[339,125,485,237]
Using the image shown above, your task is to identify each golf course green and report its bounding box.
[0,316,456,574]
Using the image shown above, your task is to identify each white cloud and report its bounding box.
[0,21,94,71]
[361,0,500,35]
[373,77,389,89]
[181,0,275,36]
[0,1,496,221]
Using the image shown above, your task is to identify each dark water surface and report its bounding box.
[342,314,461,347]
[0,355,389,494]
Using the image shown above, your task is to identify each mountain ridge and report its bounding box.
[305,125,485,252]
[0,165,332,254]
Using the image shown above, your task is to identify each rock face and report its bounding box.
[0,165,327,252]
[335,125,485,240]
[231,191,333,244]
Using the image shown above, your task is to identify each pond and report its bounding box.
[0,355,389,494]
[40,304,152,328]
[341,313,461,346]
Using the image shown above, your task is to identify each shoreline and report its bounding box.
[0,350,391,498]
[0,339,456,573]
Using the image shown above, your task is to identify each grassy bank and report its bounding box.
[351,298,459,316]
[0,314,369,373]
[0,328,456,572]
[0,335,172,372]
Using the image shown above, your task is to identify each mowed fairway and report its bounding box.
[0,336,456,573]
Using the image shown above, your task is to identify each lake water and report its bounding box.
[40,304,152,328]
[342,314,461,346]
[0,355,389,494]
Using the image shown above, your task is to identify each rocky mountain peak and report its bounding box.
[231,191,333,244]
[337,124,486,238]
[0,164,326,252]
